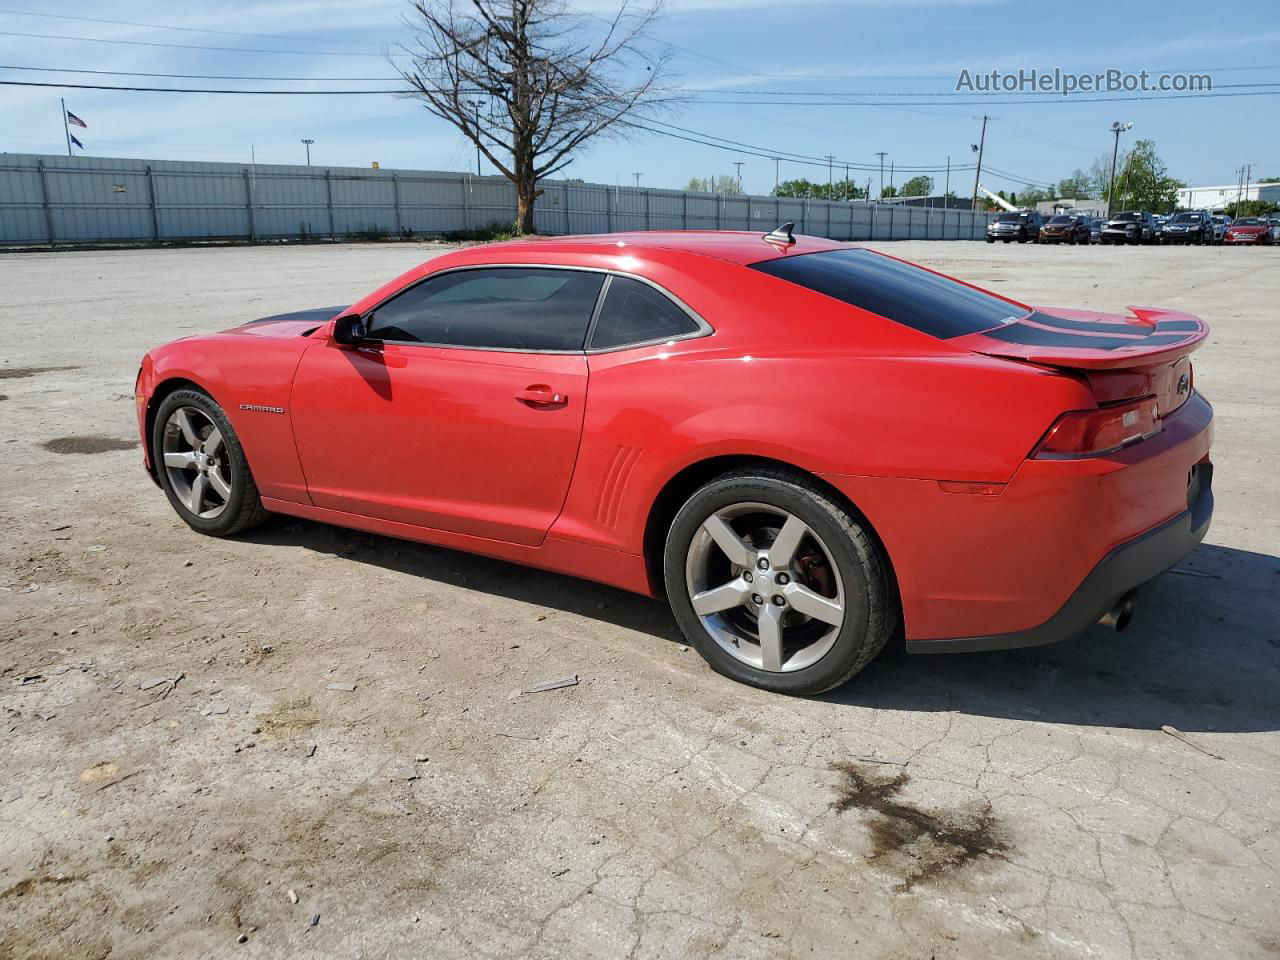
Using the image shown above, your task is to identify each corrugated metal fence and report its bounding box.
[0,153,997,246]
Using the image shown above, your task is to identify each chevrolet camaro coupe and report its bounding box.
[135,226,1214,695]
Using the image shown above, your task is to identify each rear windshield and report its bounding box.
[749,248,1028,340]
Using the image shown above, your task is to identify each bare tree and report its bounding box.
[396,0,672,234]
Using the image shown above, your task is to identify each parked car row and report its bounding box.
[986,209,1280,245]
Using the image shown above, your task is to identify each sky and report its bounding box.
[1,0,1277,198]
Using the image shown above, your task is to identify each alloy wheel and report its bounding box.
[161,406,232,519]
[684,502,845,673]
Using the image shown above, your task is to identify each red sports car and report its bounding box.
[1222,218,1272,244]
[135,227,1214,694]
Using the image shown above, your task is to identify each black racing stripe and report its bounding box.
[244,305,349,326]
[985,325,1193,350]
[1025,311,1150,335]
[1154,320,1201,333]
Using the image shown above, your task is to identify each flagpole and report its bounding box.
[61,97,71,156]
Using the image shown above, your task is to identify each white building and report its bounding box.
[1176,181,1280,211]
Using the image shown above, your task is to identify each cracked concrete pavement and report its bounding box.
[1,240,1277,959]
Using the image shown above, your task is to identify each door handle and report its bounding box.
[515,385,567,407]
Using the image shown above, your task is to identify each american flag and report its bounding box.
[66,110,87,128]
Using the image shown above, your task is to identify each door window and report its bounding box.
[365,267,604,351]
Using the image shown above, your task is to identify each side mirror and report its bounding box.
[331,314,368,345]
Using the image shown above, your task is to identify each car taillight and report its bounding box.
[1032,396,1162,459]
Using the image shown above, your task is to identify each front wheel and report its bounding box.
[152,389,269,536]
[664,468,897,695]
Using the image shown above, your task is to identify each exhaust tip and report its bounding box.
[1099,591,1138,632]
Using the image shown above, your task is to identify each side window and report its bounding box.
[365,267,604,351]
[589,277,701,350]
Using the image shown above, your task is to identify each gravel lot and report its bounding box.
[1,239,1277,960]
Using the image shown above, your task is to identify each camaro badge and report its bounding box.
[240,403,285,414]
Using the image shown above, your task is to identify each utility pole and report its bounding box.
[733,161,744,194]
[465,98,485,174]
[633,172,642,187]
[844,163,849,201]
[1243,163,1253,213]
[875,151,887,200]
[970,115,989,211]
[825,154,835,199]
[944,156,950,203]
[300,138,314,166]
[773,157,780,193]
[889,161,895,195]
[1106,121,1132,218]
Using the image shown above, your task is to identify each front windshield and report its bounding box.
[1236,218,1263,226]
[1171,214,1197,223]
[997,213,1026,222]
[1049,216,1071,224]
[1113,212,1140,222]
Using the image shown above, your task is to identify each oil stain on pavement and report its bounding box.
[42,436,139,454]
[830,761,1008,891]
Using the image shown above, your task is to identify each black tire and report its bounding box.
[663,467,897,695]
[152,388,269,537]
[986,237,995,243]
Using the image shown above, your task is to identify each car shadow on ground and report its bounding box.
[243,519,1279,734]
[826,543,1280,733]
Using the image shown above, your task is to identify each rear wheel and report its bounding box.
[152,389,268,537]
[664,468,896,695]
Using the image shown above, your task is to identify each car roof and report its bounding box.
[473,230,846,266]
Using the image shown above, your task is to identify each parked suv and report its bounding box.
[1211,215,1232,243]
[1101,211,1156,245]
[986,210,1044,243]
[1163,210,1214,244]
[1039,214,1091,244]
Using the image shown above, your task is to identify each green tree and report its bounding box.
[772,178,865,200]
[1112,139,1182,213]
[898,174,934,197]
[1057,170,1093,199]
[1224,199,1278,218]
[880,184,898,199]
[687,174,741,194]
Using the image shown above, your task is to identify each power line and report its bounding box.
[0,80,403,94]
[0,64,400,82]
[0,7,387,46]
[640,118,966,173]
[682,81,1280,97]
[0,29,398,57]
[691,89,1280,107]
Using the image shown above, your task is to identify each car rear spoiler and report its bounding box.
[953,306,1209,371]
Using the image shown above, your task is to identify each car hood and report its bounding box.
[1228,225,1267,233]
[227,305,348,338]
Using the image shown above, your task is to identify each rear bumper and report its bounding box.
[906,461,1213,653]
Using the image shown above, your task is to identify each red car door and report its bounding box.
[289,266,601,547]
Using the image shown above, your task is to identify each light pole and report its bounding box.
[300,138,314,166]
[733,161,744,194]
[1107,121,1132,218]
[773,157,780,193]
[825,154,835,200]
[970,115,989,210]
[633,172,642,187]
[875,152,887,200]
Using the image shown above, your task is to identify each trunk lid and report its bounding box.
[952,306,1208,416]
